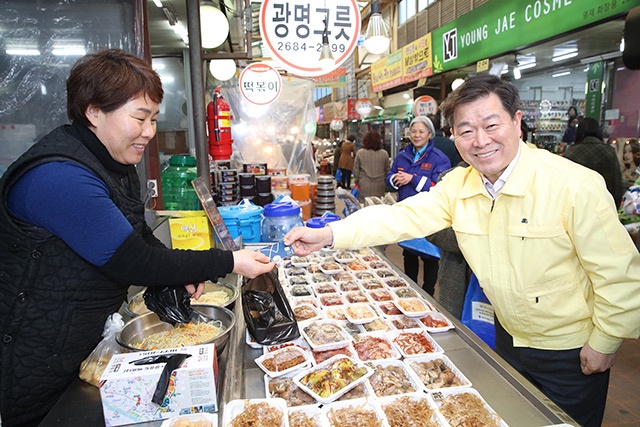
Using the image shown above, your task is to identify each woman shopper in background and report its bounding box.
[337,134,356,189]
[0,49,274,427]
[353,131,390,203]
[386,116,451,295]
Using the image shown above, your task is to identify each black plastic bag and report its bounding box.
[242,267,299,345]
[143,286,194,325]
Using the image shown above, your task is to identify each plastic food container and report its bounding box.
[255,346,313,378]
[343,303,378,324]
[300,320,351,351]
[352,331,401,361]
[404,354,472,392]
[417,311,455,333]
[394,298,433,317]
[222,398,289,427]
[320,397,388,426]
[428,388,508,427]
[160,413,218,427]
[375,392,442,427]
[305,212,340,229]
[264,374,319,407]
[387,328,444,358]
[367,359,422,397]
[292,355,373,404]
[218,199,263,243]
[261,201,304,242]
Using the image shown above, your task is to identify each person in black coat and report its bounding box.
[563,117,623,207]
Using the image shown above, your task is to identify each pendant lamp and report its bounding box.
[364,0,390,55]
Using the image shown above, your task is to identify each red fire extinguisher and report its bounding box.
[207,86,234,160]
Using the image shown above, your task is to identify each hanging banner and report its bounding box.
[585,61,604,120]
[259,0,361,77]
[403,33,433,84]
[355,98,374,116]
[371,50,403,93]
[238,62,282,105]
[430,0,640,74]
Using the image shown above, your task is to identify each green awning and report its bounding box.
[361,104,413,123]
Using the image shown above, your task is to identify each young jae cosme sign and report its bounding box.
[431,0,640,74]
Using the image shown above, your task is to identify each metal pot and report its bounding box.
[116,305,236,356]
[123,281,239,318]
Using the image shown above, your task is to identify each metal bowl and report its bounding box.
[116,305,236,356]
[123,281,239,318]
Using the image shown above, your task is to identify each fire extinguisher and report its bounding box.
[207,86,234,160]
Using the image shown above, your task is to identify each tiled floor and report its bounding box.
[382,242,640,427]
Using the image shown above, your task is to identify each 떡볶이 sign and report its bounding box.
[259,0,361,77]
[239,62,282,105]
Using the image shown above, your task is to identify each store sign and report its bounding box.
[476,58,489,72]
[355,98,374,116]
[259,0,361,77]
[585,61,604,120]
[403,33,433,84]
[431,0,640,74]
[371,50,403,93]
[330,118,344,131]
[413,95,438,116]
[239,62,282,105]
[312,67,347,88]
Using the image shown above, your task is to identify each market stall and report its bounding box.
[39,244,577,427]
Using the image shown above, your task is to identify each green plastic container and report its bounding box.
[161,155,200,210]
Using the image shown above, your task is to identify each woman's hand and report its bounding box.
[232,250,275,278]
[185,282,206,299]
[393,171,413,186]
[284,226,334,256]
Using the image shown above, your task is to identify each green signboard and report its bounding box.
[585,61,604,119]
[431,0,640,74]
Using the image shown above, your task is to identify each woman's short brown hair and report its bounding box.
[362,131,383,150]
[66,49,164,127]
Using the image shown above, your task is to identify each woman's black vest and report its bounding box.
[0,125,144,425]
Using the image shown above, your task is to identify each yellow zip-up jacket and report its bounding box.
[330,142,640,354]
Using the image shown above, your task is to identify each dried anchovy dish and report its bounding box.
[326,404,382,427]
[438,392,502,427]
[381,395,440,427]
[229,402,284,427]
[288,411,321,427]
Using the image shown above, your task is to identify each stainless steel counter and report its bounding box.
[40,250,578,427]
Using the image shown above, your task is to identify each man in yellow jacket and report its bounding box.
[285,74,640,427]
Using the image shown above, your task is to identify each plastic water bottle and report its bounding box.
[161,155,200,210]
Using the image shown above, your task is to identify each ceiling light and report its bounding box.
[552,71,571,78]
[620,38,625,52]
[209,58,237,81]
[6,48,40,56]
[364,0,390,55]
[552,51,578,62]
[153,0,163,7]
[580,51,622,64]
[451,78,465,90]
[517,62,536,70]
[513,67,521,80]
[318,19,335,70]
[200,2,229,49]
[52,45,86,56]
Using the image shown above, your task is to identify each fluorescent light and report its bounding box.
[6,48,40,56]
[52,46,86,56]
[620,38,625,52]
[517,62,536,70]
[513,67,521,80]
[580,51,622,64]
[552,51,578,62]
[153,0,163,7]
[552,71,571,78]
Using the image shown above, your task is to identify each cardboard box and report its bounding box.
[167,211,214,250]
[99,344,218,426]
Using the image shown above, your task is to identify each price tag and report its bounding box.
[259,0,361,77]
[238,62,282,105]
